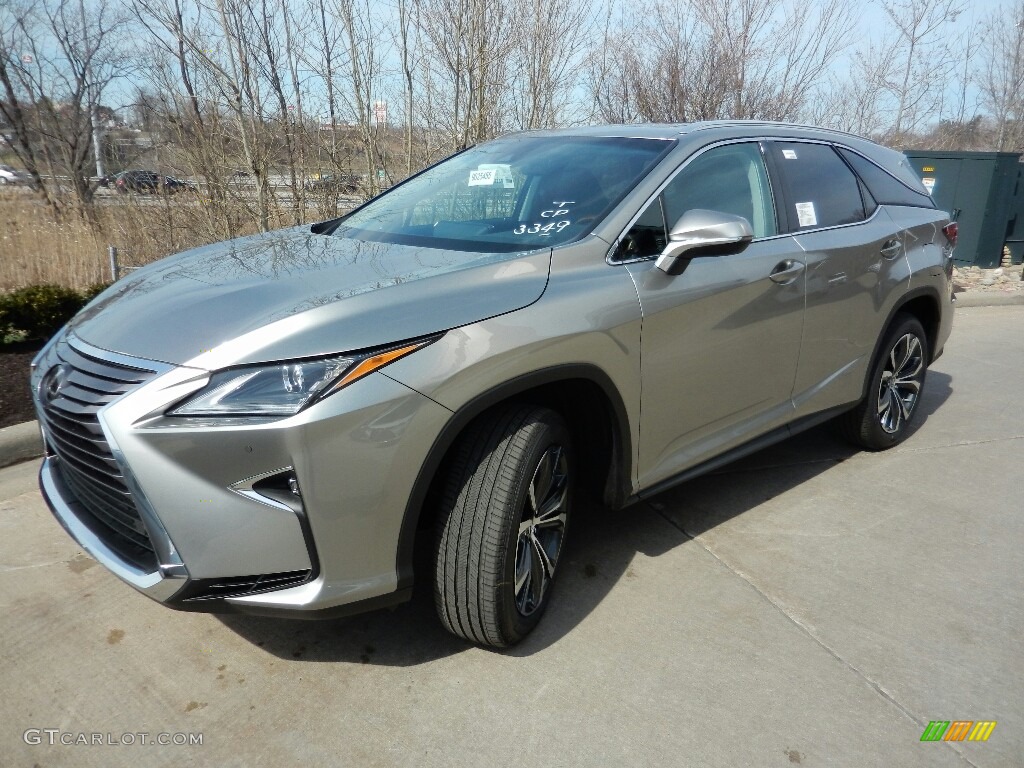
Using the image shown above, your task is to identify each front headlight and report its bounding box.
[168,338,434,418]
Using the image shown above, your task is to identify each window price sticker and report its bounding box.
[468,164,515,188]
[468,169,497,186]
[795,201,817,227]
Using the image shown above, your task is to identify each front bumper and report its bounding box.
[39,455,188,600]
[32,332,452,615]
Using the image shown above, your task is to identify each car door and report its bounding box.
[765,141,910,418]
[617,141,807,490]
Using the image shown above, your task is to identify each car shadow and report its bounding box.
[217,371,953,664]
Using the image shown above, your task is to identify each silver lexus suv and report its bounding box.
[31,122,955,647]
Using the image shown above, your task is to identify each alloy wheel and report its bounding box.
[877,332,924,434]
[514,445,569,616]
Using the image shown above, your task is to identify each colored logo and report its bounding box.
[920,721,997,742]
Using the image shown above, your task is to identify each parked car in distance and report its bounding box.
[304,172,360,194]
[162,175,197,193]
[114,170,194,194]
[113,169,161,193]
[0,164,32,185]
[31,122,955,648]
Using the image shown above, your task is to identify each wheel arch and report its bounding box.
[859,286,942,401]
[396,364,633,591]
[896,290,942,364]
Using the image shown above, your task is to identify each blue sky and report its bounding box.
[89,0,1016,123]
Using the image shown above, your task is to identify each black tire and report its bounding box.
[840,313,929,451]
[434,405,573,647]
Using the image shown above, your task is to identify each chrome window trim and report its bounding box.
[606,136,887,266]
[833,143,937,206]
[761,137,880,236]
[605,136,784,265]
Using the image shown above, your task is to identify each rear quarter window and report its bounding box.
[837,147,936,209]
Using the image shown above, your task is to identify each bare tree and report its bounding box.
[587,0,853,125]
[249,0,302,224]
[0,0,133,220]
[881,0,965,143]
[812,40,902,136]
[296,0,349,195]
[418,0,519,148]
[394,0,418,174]
[335,0,389,192]
[508,0,595,130]
[978,0,1024,151]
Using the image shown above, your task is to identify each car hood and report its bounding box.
[70,227,551,368]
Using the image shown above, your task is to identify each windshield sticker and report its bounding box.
[782,149,798,160]
[468,168,497,186]
[795,202,817,227]
[921,177,936,195]
[469,164,515,189]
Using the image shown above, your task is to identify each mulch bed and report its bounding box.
[1,343,41,428]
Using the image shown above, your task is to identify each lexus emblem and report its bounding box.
[42,363,71,402]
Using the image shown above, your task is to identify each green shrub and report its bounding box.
[0,284,88,343]
[82,283,112,302]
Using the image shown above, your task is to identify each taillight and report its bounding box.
[942,222,958,248]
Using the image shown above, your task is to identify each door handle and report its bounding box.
[880,239,902,259]
[769,259,805,284]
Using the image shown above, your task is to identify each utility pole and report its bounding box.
[79,0,104,178]
[91,108,104,177]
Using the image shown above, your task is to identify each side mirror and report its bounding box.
[655,209,754,275]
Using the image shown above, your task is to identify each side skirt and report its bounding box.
[628,403,856,505]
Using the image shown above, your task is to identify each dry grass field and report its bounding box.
[0,188,307,291]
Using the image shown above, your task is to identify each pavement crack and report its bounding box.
[648,502,982,768]
[0,560,65,572]
[896,434,1024,453]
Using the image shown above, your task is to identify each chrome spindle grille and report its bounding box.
[38,340,158,570]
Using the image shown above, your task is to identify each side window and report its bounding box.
[837,147,936,209]
[617,196,667,260]
[858,178,879,218]
[663,143,777,238]
[615,142,776,260]
[770,142,865,231]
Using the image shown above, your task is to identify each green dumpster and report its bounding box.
[903,150,1022,267]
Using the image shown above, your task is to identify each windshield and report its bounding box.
[329,136,673,252]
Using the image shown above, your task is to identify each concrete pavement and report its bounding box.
[1,305,1022,767]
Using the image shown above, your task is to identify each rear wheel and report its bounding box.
[434,405,572,647]
[840,313,929,450]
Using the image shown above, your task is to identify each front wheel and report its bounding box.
[840,313,929,450]
[434,405,572,647]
